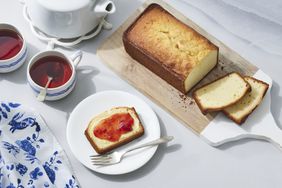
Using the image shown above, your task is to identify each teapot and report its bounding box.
[25,0,116,39]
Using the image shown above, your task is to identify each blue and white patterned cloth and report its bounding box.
[0,102,80,188]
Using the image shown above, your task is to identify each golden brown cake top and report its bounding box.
[126,4,218,79]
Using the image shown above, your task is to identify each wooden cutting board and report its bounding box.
[97,0,258,135]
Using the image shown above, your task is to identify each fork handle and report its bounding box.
[125,136,174,154]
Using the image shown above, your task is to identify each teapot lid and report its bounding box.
[37,0,90,12]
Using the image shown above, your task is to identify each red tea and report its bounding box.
[30,56,73,88]
[0,29,23,60]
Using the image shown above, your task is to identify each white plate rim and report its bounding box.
[66,90,160,175]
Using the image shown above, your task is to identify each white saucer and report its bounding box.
[66,90,160,175]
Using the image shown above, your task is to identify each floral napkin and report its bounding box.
[0,102,79,188]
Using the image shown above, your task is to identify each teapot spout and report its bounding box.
[94,0,116,17]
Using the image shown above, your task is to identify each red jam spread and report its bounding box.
[94,113,134,142]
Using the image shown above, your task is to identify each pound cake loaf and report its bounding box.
[123,4,218,93]
[223,77,269,124]
[193,72,251,114]
[85,107,144,154]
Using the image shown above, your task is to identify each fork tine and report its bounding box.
[90,155,112,159]
[92,162,116,166]
[92,161,111,165]
[91,158,112,163]
[90,154,109,157]
[91,156,112,161]
[92,161,112,165]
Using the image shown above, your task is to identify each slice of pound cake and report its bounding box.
[223,77,269,124]
[123,4,218,93]
[193,72,251,114]
[85,107,144,154]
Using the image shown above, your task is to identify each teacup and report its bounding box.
[0,23,27,73]
[27,50,82,101]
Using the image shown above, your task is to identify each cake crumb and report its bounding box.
[179,93,188,101]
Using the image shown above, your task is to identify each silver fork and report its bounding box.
[90,136,174,166]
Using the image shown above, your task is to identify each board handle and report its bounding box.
[254,114,282,150]
[200,113,282,150]
[200,69,282,150]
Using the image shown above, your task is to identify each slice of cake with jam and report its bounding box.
[85,107,144,154]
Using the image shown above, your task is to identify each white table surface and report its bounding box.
[1,0,282,187]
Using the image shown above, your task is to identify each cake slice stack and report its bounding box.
[193,72,251,114]
[193,72,269,124]
[223,77,269,124]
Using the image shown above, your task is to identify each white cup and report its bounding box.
[27,50,82,101]
[0,23,27,73]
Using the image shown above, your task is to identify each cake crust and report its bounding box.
[85,107,144,154]
[123,3,218,93]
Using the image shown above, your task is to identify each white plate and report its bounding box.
[66,90,160,175]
